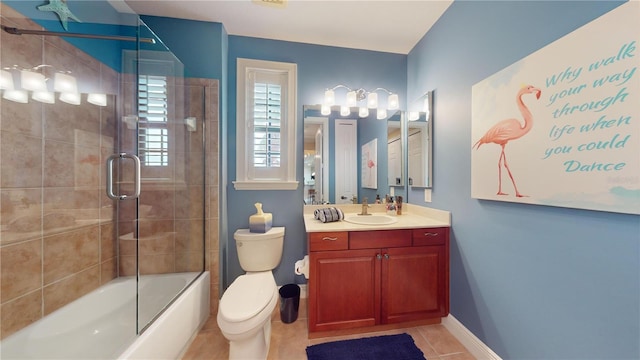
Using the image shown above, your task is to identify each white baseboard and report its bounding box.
[442,315,502,360]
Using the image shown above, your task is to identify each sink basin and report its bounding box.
[343,214,398,225]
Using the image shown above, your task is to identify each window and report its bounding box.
[234,59,298,190]
[253,81,281,169]
[138,75,169,167]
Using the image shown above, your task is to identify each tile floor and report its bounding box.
[181,298,476,360]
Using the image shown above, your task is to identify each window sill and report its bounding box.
[233,180,299,190]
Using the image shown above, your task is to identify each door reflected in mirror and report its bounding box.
[408,112,431,188]
[303,105,404,205]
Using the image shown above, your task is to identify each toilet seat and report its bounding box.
[219,272,276,323]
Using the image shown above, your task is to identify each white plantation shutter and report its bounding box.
[138,75,168,166]
[248,71,286,178]
[235,59,298,190]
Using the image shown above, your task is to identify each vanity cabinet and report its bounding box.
[307,227,449,334]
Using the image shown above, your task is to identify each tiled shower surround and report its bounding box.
[0,3,219,340]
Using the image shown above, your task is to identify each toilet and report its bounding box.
[217,227,285,360]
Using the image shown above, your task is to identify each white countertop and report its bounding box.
[303,204,450,232]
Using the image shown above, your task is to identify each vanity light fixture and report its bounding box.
[0,69,14,89]
[20,69,47,91]
[2,89,28,103]
[377,108,387,120]
[323,84,399,118]
[408,90,433,121]
[367,92,378,108]
[1,64,106,106]
[32,90,55,104]
[87,93,107,106]
[53,72,78,94]
[59,91,81,105]
[320,104,331,116]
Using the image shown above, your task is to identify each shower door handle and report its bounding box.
[106,153,141,200]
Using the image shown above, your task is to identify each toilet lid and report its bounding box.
[219,272,275,322]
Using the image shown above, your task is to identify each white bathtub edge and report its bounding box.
[118,271,211,360]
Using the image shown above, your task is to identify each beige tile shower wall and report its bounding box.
[116,77,216,278]
[0,4,119,339]
[205,81,220,316]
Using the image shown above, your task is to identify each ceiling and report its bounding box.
[123,0,453,54]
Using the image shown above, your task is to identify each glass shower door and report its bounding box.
[113,20,205,334]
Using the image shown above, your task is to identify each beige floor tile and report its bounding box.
[181,324,229,360]
[183,309,474,360]
[267,320,309,360]
[418,324,471,357]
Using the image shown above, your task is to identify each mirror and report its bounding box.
[303,105,405,205]
[407,91,433,190]
[407,112,432,188]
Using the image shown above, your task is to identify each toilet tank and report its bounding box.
[234,227,285,271]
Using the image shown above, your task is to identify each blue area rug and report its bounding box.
[306,333,426,360]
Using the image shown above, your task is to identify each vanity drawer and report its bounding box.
[412,227,448,246]
[309,232,349,251]
[350,229,412,249]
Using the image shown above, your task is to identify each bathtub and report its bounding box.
[0,271,210,359]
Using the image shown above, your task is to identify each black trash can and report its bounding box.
[279,284,300,324]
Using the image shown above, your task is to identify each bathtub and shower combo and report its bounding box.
[0,3,214,359]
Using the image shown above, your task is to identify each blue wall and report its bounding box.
[407,1,639,358]
[4,0,139,71]
[226,36,406,288]
[14,1,637,357]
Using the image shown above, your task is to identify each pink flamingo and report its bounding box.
[473,85,541,197]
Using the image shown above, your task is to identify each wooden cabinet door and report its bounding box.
[381,246,447,324]
[308,249,380,332]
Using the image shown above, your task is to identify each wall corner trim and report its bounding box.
[442,315,502,360]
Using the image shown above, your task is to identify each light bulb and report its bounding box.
[324,89,335,106]
[408,111,419,121]
[59,92,81,105]
[377,108,387,120]
[3,89,29,103]
[54,72,78,94]
[87,93,107,106]
[32,91,55,104]
[367,93,378,108]
[321,104,331,116]
[346,91,357,107]
[20,70,47,92]
[340,106,350,116]
[387,94,399,110]
[1,69,14,90]
[358,107,369,118]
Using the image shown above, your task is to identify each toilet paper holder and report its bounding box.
[294,255,309,279]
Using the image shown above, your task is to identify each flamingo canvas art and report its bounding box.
[470,1,638,214]
[473,85,541,197]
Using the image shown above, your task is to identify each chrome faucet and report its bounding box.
[359,197,371,216]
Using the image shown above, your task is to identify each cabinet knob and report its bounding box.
[376,254,382,260]
[384,253,390,259]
